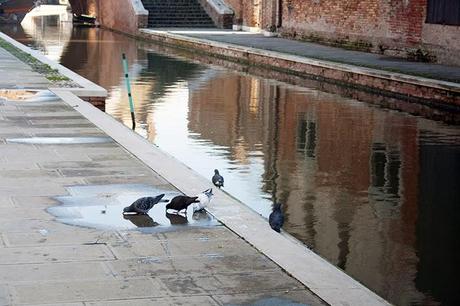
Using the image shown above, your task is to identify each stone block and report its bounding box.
[11,278,167,304]
[0,262,112,283]
[0,244,115,264]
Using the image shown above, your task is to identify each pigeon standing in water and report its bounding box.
[212,169,224,188]
[123,194,165,215]
[166,195,199,214]
[269,203,284,233]
[192,188,213,212]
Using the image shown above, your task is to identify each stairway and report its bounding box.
[141,0,216,28]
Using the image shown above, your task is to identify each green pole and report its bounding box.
[122,53,136,130]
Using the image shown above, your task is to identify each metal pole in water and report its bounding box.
[122,53,136,130]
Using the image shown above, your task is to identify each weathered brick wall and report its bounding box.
[250,0,459,65]
[280,0,426,49]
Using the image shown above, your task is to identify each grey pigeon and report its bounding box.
[269,203,284,233]
[212,169,224,188]
[123,194,165,214]
[166,195,199,213]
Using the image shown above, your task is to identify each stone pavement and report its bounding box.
[0,48,50,89]
[145,28,460,83]
[0,47,327,305]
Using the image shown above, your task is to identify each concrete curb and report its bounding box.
[139,29,460,106]
[0,32,107,98]
[52,89,392,306]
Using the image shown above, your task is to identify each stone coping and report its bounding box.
[139,28,460,94]
[51,89,392,306]
[0,32,107,98]
[130,0,149,15]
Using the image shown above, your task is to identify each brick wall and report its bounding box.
[280,0,427,50]
[225,0,460,65]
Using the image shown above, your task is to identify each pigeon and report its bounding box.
[123,194,165,214]
[212,169,224,188]
[166,212,188,225]
[123,214,159,227]
[166,195,199,213]
[192,188,213,212]
[269,203,284,233]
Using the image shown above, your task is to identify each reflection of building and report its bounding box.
[184,73,459,306]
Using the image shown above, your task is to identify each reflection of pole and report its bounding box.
[270,85,280,204]
[122,53,136,130]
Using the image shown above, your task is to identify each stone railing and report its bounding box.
[197,0,233,28]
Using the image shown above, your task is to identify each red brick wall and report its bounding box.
[224,0,459,65]
[281,0,426,48]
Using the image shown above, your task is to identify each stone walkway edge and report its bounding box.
[1,32,391,306]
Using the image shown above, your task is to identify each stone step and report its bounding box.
[141,0,216,28]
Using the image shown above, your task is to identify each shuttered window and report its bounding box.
[426,0,460,25]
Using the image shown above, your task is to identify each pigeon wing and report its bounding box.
[133,197,154,213]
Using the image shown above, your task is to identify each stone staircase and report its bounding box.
[141,0,216,28]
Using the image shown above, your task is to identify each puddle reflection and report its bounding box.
[0,89,60,102]
[47,184,220,230]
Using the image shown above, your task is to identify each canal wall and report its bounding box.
[69,0,148,34]
[138,29,460,111]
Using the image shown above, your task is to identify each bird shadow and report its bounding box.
[166,212,188,225]
[123,214,159,228]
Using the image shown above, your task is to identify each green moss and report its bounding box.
[0,37,70,82]
[407,48,436,63]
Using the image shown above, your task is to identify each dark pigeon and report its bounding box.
[123,194,165,214]
[212,169,224,188]
[123,214,159,227]
[166,212,188,225]
[166,195,199,213]
[269,203,284,233]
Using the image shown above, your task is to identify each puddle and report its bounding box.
[6,136,113,144]
[226,297,309,306]
[0,90,60,102]
[47,184,220,231]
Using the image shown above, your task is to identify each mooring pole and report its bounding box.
[122,53,136,130]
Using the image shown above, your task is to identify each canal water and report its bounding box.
[2,16,459,306]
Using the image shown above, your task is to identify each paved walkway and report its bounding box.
[0,47,326,305]
[147,29,460,83]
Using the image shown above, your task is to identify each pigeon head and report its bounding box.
[214,169,219,174]
[203,188,213,198]
[273,202,282,210]
[152,193,165,205]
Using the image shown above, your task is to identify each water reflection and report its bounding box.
[3,19,460,306]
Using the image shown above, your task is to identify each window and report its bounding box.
[426,0,460,26]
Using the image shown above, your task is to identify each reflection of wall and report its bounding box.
[59,28,139,90]
[416,142,460,306]
[184,72,456,305]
